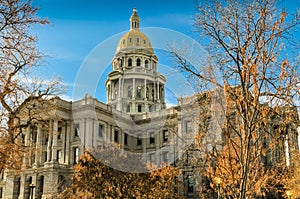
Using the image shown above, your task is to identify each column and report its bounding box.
[34,124,42,166]
[65,121,71,165]
[157,82,160,100]
[132,78,136,98]
[61,122,66,163]
[47,120,53,162]
[154,82,157,102]
[94,119,98,147]
[51,120,58,162]
[86,118,93,148]
[144,79,147,99]
[118,78,121,99]
[23,126,30,166]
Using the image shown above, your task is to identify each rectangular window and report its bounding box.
[58,127,62,139]
[187,175,194,193]
[138,105,142,112]
[150,153,155,164]
[163,130,169,142]
[150,132,155,144]
[74,147,79,164]
[185,121,192,134]
[114,130,119,143]
[162,151,168,163]
[137,134,142,146]
[75,123,80,137]
[0,187,2,198]
[124,133,128,145]
[98,124,103,138]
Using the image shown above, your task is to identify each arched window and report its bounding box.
[128,58,132,67]
[128,85,132,98]
[146,87,149,98]
[136,58,141,67]
[137,86,142,99]
[144,60,149,68]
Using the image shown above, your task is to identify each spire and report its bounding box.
[130,7,140,30]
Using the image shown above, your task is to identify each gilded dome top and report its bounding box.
[116,8,154,54]
[116,29,154,53]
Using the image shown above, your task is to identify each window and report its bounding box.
[75,123,80,137]
[162,151,168,162]
[57,150,62,163]
[126,104,130,112]
[128,58,132,67]
[128,85,132,98]
[12,176,21,198]
[124,133,128,145]
[74,147,79,164]
[137,38,139,43]
[149,153,155,164]
[138,105,142,112]
[150,132,155,144]
[144,40,146,44]
[58,127,62,139]
[114,130,119,143]
[129,38,132,43]
[185,121,192,134]
[136,86,142,98]
[144,60,149,68]
[0,187,2,198]
[136,58,141,66]
[187,175,194,193]
[137,134,142,146]
[163,130,169,142]
[98,124,103,138]
[38,176,44,198]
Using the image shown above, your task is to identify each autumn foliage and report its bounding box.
[58,149,182,199]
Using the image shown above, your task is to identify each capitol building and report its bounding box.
[0,8,298,199]
[0,8,206,198]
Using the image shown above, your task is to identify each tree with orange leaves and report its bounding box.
[0,0,63,173]
[171,0,300,198]
[57,147,183,199]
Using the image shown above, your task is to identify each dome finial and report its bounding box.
[130,7,140,30]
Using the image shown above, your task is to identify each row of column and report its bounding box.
[24,120,75,167]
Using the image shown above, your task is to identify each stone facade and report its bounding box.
[0,8,298,199]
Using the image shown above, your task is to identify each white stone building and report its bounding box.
[0,8,204,199]
[0,8,298,199]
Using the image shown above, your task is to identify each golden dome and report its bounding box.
[116,29,154,53]
[116,8,154,54]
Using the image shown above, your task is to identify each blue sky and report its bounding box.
[32,0,300,106]
[32,0,197,105]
